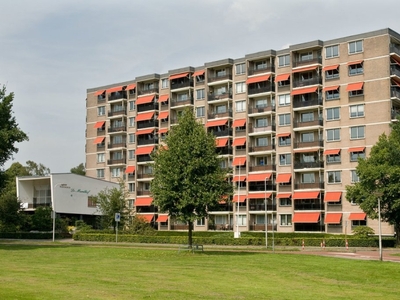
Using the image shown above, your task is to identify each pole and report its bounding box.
[236,163,240,238]
[378,196,383,261]
[272,175,275,252]
[116,221,118,243]
[265,177,268,249]
[52,210,56,242]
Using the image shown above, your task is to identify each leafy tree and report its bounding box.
[70,163,86,176]
[31,206,52,231]
[346,119,400,244]
[25,160,50,176]
[95,180,129,232]
[352,226,374,238]
[0,190,22,232]
[150,108,233,248]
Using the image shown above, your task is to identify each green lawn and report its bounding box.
[0,242,399,299]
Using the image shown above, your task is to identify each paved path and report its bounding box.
[297,248,400,262]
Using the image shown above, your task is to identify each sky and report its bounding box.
[1,0,399,173]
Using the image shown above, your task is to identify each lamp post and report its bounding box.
[235,162,241,238]
[272,175,275,253]
[374,191,383,261]
[265,176,268,249]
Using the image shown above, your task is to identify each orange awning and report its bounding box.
[135,128,154,136]
[232,195,246,202]
[232,137,246,146]
[324,149,340,155]
[205,119,228,127]
[158,128,168,134]
[292,66,318,73]
[275,73,290,82]
[347,60,363,65]
[276,174,292,183]
[291,86,318,96]
[232,119,246,127]
[247,173,271,182]
[136,112,155,122]
[276,132,291,138]
[136,95,155,105]
[137,214,154,222]
[348,212,366,221]
[126,83,136,90]
[324,192,342,202]
[325,213,342,224]
[323,85,340,92]
[246,74,271,84]
[94,121,105,128]
[135,198,153,207]
[156,215,169,222]
[346,82,364,92]
[277,193,291,199]
[136,146,154,155]
[93,137,105,144]
[158,111,169,120]
[125,166,135,174]
[292,191,320,200]
[247,193,272,199]
[348,147,365,153]
[232,157,246,166]
[216,138,228,147]
[232,176,246,182]
[158,94,169,103]
[95,90,105,96]
[106,86,123,93]
[292,212,320,223]
[169,72,189,80]
[193,70,205,77]
[323,64,339,71]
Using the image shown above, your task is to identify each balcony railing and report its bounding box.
[248,184,276,191]
[108,125,127,133]
[170,80,193,90]
[137,155,153,162]
[391,64,400,78]
[210,128,232,137]
[108,109,127,117]
[137,173,154,179]
[292,56,322,68]
[248,65,275,76]
[137,88,159,96]
[136,190,151,196]
[249,224,277,231]
[170,98,194,107]
[248,144,275,152]
[294,202,324,210]
[137,121,157,129]
[208,74,232,83]
[208,110,232,119]
[108,92,127,101]
[292,76,322,88]
[248,105,275,114]
[137,138,158,146]
[294,182,324,189]
[293,139,323,149]
[97,96,106,103]
[216,147,233,155]
[293,97,323,109]
[248,84,275,95]
[170,224,189,230]
[136,207,157,213]
[207,93,232,102]
[248,124,275,133]
[248,164,276,172]
[294,161,324,169]
[249,204,277,211]
[97,144,105,150]
[390,44,400,56]
[107,158,126,165]
[293,119,323,128]
[97,128,106,136]
[137,103,158,113]
[107,142,126,149]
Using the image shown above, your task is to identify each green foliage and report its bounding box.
[0,190,22,231]
[125,216,156,235]
[352,226,375,237]
[31,206,52,231]
[75,220,92,232]
[70,163,86,176]
[25,160,50,176]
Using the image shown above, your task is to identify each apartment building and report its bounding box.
[85,28,400,235]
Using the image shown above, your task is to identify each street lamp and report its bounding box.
[264,176,268,249]
[235,162,241,239]
[374,191,383,261]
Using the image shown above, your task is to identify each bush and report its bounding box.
[352,226,375,237]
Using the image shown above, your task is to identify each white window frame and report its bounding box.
[278,54,290,67]
[96,169,104,178]
[128,134,135,144]
[235,63,246,75]
[97,106,105,116]
[161,78,169,89]
[351,170,360,183]
[328,171,341,184]
[235,82,246,94]
[326,128,340,142]
[350,126,365,139]
[235,100,246,112]
[279,153,291,166]
[280,214,292,226]
[196,89,205,100]
[97,153,105,163]
[128,150,135,160]
[325,45,339,58]
[129,117,135,127]
[278,94,290,106]
[326,107,340,121]
[349,40,363,54]
[349,104,364,118]
[196,106,205,117]
[278,113,291,126]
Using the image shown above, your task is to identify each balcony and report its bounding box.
[210,128,232,137]
[292,56,322,68]
[294,201,324,210]
[138,88,159,96]
[137,155,153,163]
[97,144,105,150]
[107,158,126,165]
[107,142,126,149]
[108,92,127,101]
[108,109,126,117]
[293,119,323,129]
[170,98,194,107]
[97,95,106,103]
[249,224,277,231]
[208,74,232,83]
[294,139,323,149]
[249,204,277,211]
[137,103,158,113]
[108,125,127,133]
[293,97,322,109]
[216,147,233,156]
[391,64,400,78]
[248,65,275,76]
[249,164,276,172]
[137,172,154,179]
[29,202,51,209]
[207,93,232,102]
[235,129,246,137]
[248,183,276,192]
[390,44,400,56]
[137,121,157,129]
[248,124,276,134]
[97,128,106,136]
[294,182,324,189]
[292,76,322,88]
[248,144,275,152]
[136,190,151,196]
[294,161,324,169]
[170,80,194,90]
[137,138,158,146]
[208,110,232,119]
[248,84,275,95]
[248,105,275,115]
[136,207,157,213]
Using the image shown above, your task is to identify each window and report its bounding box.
[113,135,123,144]
[278,78,290,87]
[235,82,246,94]
[255,98,267,108]
[129,134,135,144]
[128,150,135,160]
[350,126,365,139]
[279,113,291,126]
[129,101,136,111]
[235,100,246,112]
[177,93,189,101]
[301,112,314,122]
[255,60,267,70]
[196,106,205,117]
[129,117,135,127]
[326,107,340,120]
[279,136,291,146]
[235,63,245,75]
[196,89,205,100]
[350,150,365,162]
[326,88,340,100]
[88,196,97,208]
[128,199,134,209]
[144,82,154,91]
[216,69,226,77]
[352,220,367,227]
[161,78,168,89]
[325,45,339,58]
[111,168,121,178]
[256,156,267,166]
[278,54,290,67]
[350,104,364,118]
[301,72,313,81]
[216,105,226,114]
[301,173,315,183]
[237,215,247,226]
[96,169,104,178]
[349,63,363,76]
[280,198,292,206]
[279,153,291,166]
[325,68,339,80]
[349,40,363,54]
[98,106,105,116]
[280,214,292,226]
[302,153,315,163]
[255,118,267,127]
[327,128,340,141]
[278,94,290,106]
[301,132,314,142]
[128,183,135,192]
[327,153,341,164]
[349,87,363,97]
[300,52,313,61]
[351,170,359,183]
[256,137,268,147]
[196,217,205,226]
[328,171,341,183]
[97,153,105,163]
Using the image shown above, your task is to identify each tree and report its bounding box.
[95,180,129,232]
[0,190,22,232]
[346,119,400,244]
[150,108,233,248]
[70,163,86,176]
[25,160,50,176]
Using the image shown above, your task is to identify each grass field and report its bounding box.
[0,241,399,299]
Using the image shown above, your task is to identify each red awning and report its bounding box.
[136,146,154,155]
[324,192,342,202]
[106,86,123,93]
[136,112,155,122]
[247,173,271,182]
[158,128,168,134]
[158,111,169,120]
[232,176,246,182]
[323,85,340,92]
[232,157,246,166]
[193,70,205,77]
[292,66,318,73]
[95,90,105,96]
[232,195,246,202]
[275,73,290,82]
[93,137,105,144]
[292,212,320,223]
[205,119,228,127]
[292,191,320,200]
[125,166,135,174]
[136,95,155,105]
[135,128,154,136]
[137,214,154,222]
[291,86,318,96]
[216,138,228,147]
[135,198,153,207]
[276,132,291,138]
[158,94,169,103]
[277,193,291,199]
[325,213,342,224]
[348,147,365,153]
[346,82,364,92]
[169,72,189,80]
[156,215,168,222]
[232,119,246,127]
[324,149,340,155]
[126,83,136,90]
[232,137,246,146]
[348,212,367,221]
[347,60,363,66]
[276,174,292,183]
[247,193,272,199]
[246,74,271,84]
[323,64,339,71]
[94,121,105,128]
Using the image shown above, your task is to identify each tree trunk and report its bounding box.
[188,220,193,248]
[395,223,400,246]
